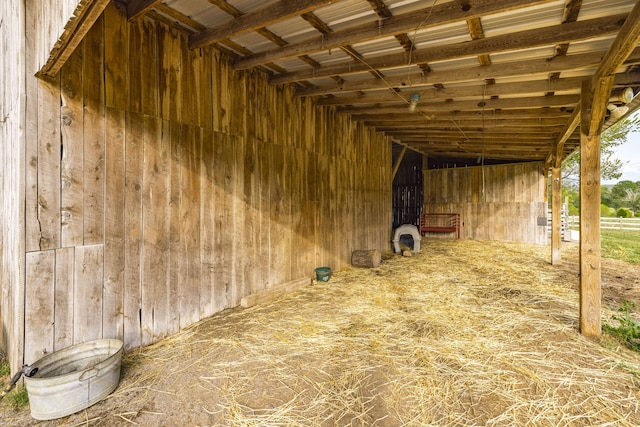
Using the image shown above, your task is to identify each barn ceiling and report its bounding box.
[120,0,640,168]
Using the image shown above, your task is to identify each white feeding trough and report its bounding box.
[24,339,123,420]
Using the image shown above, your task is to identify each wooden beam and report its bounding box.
[336,94,580,114]
[235,0,557,70]
[594,0,640,81]
[126,0,161,21]
[296,48,640,95]
[548,107,580,167]
[392,145,408,180]
[352,108,574,121]
[318,77,588,105]
[579,76,614,338]
[271,14,626,83]
[190,0,337,49]
[549,0,640,166]
[551,166,562,265]
[467,17,491,66]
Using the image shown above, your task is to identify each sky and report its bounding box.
[602,112,640,185]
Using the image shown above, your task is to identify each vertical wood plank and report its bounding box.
[54,247,75,350]
[179,124,201,328]
[37,75,61,250]
[199,47,213,130]
[256,138,271,293]
[83,15,105,245]
[73,244,104,344]
[123,111,143,350]
[141,17,158,117]
[25,251,55,363]
[104,107,126,340]
[168,120,182,334]
[104,1,127,110]
[181,37,198,126]
[60,42,84,248]
[269,143,287,286]
[141,116,170,345]
[200,128,215,317]
[551,166,562,265]
[128,18,142,114]
[25,0,41,254]
[213,132,234,310]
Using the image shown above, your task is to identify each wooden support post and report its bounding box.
[551,166,562,265]
[391,145,407,180]
[422,153,428,212]
[579,77,613,338]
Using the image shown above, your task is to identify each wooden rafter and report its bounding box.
[126,0,161,21]
[234,0,557,70]
[271,14,626,84]
[190,0,337,49]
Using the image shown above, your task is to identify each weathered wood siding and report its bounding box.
[423,162,547,244]
[0,0,26,372]
[16,3,392,365]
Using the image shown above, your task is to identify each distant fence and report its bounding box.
[567,216,640,231]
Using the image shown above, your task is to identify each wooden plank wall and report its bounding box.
[423,162,548,244]
[17,2,392,365]
[31,0,81,72]
[0,0,27,372]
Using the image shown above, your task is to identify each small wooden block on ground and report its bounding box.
[351,249,382,268]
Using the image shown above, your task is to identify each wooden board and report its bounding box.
[141,116,170,345]
[179,124,201,328]
[60,40,84,247]
[82,15,105,245]
[103,107,126,340]
[54,247,75,350]
[200,128,215,318]
[37,75,62,250]
[123,111,144,350]
[104,1,127,111]
[11,13,396,364]
[25,251,55,364]
[73,244,104,344]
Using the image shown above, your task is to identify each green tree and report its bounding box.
[611,180,640,208]
[623,188,640,215]
[562,115,640,188]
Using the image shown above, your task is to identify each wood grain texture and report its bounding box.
[104,107,126,340]
[25,251,55,364]
[82,16,105,245]
[423,162,547,244]
[60,42,84,248]
[73,244,104,344]
[13,13,394,363]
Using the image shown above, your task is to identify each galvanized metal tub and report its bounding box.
[24,338,123,420]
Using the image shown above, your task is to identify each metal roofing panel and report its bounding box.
[311,0,380,32]
[481,0,565,37]
[165,0,232,28]
[578,0,637,20]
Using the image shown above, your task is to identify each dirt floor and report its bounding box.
[2,239,640,426]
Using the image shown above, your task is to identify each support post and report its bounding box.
[391,145,407,180]
[579,76,613,338]
[551,166,562,265]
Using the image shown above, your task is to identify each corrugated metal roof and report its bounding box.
[133,0,640,164]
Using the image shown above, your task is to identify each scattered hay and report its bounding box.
[20,240,640,426]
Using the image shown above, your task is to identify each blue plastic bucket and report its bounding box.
[314,266,332,282]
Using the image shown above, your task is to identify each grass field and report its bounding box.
[601,229,640,264]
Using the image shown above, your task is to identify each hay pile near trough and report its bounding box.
[20,239,640,426]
